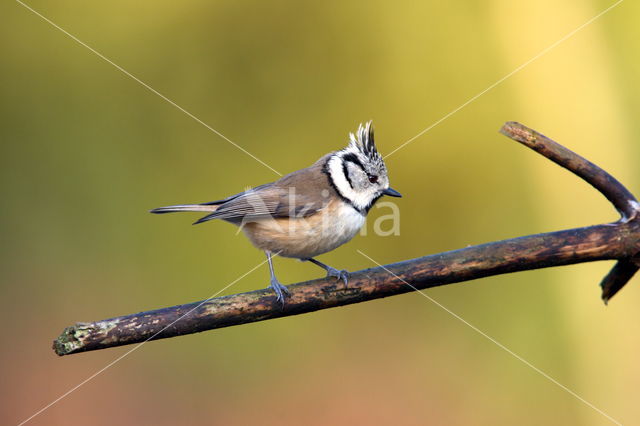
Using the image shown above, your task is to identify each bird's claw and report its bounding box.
[325,267,349,286]
[270,277,290,306]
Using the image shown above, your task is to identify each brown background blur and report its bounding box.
[2,1,639,425]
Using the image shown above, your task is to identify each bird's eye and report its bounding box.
[368,175,378,184]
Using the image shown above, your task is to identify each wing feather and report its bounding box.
[195,156,333,224]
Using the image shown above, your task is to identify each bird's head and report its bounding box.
[325,121,401,213]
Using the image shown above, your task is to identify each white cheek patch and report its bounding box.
[328,155,374,211]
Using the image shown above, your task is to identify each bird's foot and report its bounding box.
[325,266,349,287]
[303,258,349,288]
[269,277,290,305]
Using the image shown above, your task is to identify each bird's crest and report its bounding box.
[348,121,380,161]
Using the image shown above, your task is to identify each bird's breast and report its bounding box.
[241,200,365,259]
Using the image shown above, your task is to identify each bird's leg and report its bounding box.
[305,258,349,286]
[266,251,290,305]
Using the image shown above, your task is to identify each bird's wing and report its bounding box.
[194,186,324,224]
[195,155,334,224]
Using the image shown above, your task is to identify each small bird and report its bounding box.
[151,122,401,303]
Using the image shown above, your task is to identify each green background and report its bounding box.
[2,1,639,424]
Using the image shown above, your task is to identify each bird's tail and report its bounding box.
[149,204,220,214]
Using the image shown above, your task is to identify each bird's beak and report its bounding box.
[382,187,402,197]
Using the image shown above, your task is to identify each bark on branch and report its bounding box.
[53,122,640,356]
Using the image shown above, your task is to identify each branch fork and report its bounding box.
[53,122,640,356]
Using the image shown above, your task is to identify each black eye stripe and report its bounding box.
[342,153,366,173]
[342,160,354,189]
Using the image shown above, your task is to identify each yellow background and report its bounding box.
[2,1,639,425]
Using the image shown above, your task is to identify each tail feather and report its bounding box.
[149,204,220,214]
[193,213,219,225]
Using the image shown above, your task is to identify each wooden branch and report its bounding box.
[500,122,639,220]
[53,122,640,356]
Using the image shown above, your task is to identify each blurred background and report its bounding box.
[2,0,639,424]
